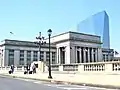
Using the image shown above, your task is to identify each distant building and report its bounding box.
[102,48,114,61]
[77,11,110,49]
[0,31,114,67]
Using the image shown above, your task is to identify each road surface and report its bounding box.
[0,76,118,90]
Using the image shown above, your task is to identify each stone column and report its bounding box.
[87,48,90,62]
[14,50,20,66]
[108,53,110,61]
[3,49,9,66]
[56,47,59,64]
[95,49,98,62]
[79,47,82,63]
[31,51,34,62]
[70,46,76,63]
[38,51,40,61]
[91,48,94,62]
[75,46,77,63]
[97,48,102,62]
[58,48,61,64]
[65,46,71,64]
[83,48,86,63]
[24,50,27,65]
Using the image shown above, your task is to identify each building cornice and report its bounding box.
[52,38,102,44]
[0,39,56,49]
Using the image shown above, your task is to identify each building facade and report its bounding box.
[77,11,110,49]
[0,31,114,67]
[102,48,114,61]
[0,40,56,67]
[46,31,103,64]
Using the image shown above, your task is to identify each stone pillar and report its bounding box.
[38,51,41,61]
[91,48,94,62]
[108,53,110,61]
[14,50,20,66]
[70,46,76,63]
[78,64,84,72]
[95,49,98,62]
[65,46,71,64]
[56,47,59,64]
[31,51,33,62]
[3,49,9,66]
[38,61,45,72]
[24,51,27,65]
[59,65,63,71]
[79,47,82,63]
[83,48,86,63]
[97,48,102,62]
[87,48,90,62]
[58,48,61,64]
[105,63,113,73]
[75,46,77,63]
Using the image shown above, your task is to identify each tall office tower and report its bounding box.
[77,11,110,49]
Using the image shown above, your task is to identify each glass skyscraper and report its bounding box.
[77,11,110,49]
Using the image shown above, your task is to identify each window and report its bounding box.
[19,50,24,65]
[106,55,108,61]
[46,52,49,61]
[40,51,44,61]
[33,51,38,61]
[27,51,31,57]
[19,58,24,65]
[8,49,14,66]
[27,51,31,65]
[52,52,56,64]
[20,50,24,57]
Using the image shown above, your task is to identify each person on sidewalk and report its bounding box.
[11,65,14,73]
[26,64,30,73]
[32,63,36,74]
[24,64,30,74]
[29,63,34,74]
[9,65,14,74]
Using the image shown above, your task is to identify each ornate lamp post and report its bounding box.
[35,32,46,61]
[47,29,52,79]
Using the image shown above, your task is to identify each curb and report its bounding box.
[0,74,120,89]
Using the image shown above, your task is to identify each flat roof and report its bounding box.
[46,31,100,40]
[0,39,56,48]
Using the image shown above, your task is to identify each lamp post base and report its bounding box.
[48,76,52,79]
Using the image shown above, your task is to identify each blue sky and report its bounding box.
[0,0,120,51]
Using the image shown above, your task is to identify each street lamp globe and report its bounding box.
[47,29,52,36]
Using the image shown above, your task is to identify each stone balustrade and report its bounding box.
[0,66,25,72]
[1,61,120,74]
[50,61,120,74]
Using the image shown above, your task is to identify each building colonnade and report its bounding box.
[56,46,101,64]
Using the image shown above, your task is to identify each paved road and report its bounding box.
[0,76,118,90]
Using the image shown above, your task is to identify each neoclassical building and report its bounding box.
[46,31,103,64]
[0,31,114,67]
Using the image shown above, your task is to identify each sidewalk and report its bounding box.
[0,71,120,89]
